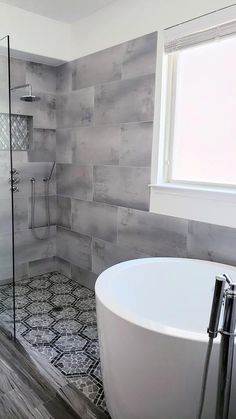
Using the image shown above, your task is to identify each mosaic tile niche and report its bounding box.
[0,113,32,150]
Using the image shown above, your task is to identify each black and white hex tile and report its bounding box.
[0,272,110,417]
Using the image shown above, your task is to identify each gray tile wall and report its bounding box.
[0,58,57,282]
[56,31,236,290]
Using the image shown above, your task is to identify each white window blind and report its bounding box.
[165,20,236,53]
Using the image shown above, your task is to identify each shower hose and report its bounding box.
[31,178,51,240]
[196,337,214,419]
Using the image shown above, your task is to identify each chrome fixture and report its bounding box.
[43,161,55,182]
[11,83,40,102]
[215,274,236,419]
[197,274,236,419]
[30,162,55,240]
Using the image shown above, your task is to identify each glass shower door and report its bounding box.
[0,35,16,339]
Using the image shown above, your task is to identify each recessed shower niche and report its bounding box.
[0,113,32,150]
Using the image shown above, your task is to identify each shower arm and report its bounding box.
[11,83,32,94]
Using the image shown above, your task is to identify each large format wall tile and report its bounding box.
[13,162,56,197]
[71,199,117,242]
[28,256,56,277]
[71,125,121,165]
[26,62,56,94]
[0,262,28,283]
[14,226,56,265]
[10,58,26,89]
[71,265,97,290]
[56,227,91,270]
[187,221,236,266]
[14,198,29,232]
[72,44,124,90]
[0,197,28,234]
[122,32,157,79]
[0,232,12,267]
[11,92,56,130]
[57,164,93,200]
[92,238,149,275]
[0,58,58,281]
[120,122,153,167]
[56,63,73,93]
[55,256,72,278]
[28,195,57,228]
[56,87,94,129]
[28,129,56,162]
[57,196,71,229]
[94,74,155,125]
[94,166,150,210]
[56,129,72,164]
[118,207,188,257]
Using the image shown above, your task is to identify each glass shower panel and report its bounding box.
[0,36,16,338]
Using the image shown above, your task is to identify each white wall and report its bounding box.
[1,0,236,64]
[0,2,70,64]
[70,0,236,59]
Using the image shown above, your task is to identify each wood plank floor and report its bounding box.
[0,331,107,419]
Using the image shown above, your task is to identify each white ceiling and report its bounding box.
[0,0,116,23]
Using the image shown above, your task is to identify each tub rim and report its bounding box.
[95,257,236,343]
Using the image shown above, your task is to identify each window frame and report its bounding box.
[150,8,236,229]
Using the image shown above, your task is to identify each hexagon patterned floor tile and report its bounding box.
[23,328,57,345]
[92,362,103,382]
[85,340,100,360]
[25,314,55,328]
[51,294,75,307]
[28,290,52,302]
[0,272,109,417]
[29,277,52,289]
[55,352,94,375]
[54,334,87,352]
[73,287,94,299]
[78,311,97,325]
[75,298,96,311]
[4,285,29,296]
[51,306,78,320]
[3,296,29,309]
[81,326,98,341]
[68,375,103,404]
[50,283,74,295]
[27,301,53,314]
[33,345,60,363]
[53,319,82,334]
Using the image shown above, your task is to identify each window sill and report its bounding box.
[149,183,236,228]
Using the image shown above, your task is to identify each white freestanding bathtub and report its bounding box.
[95,258,236,419]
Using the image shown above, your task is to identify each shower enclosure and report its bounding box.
[0,35,16,338]
[0,34,57,341]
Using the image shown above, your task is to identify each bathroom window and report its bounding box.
[165,37,236,187]
[150,9,236,228]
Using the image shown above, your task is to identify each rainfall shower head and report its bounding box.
[20,94,40,102]
[11,83,40,102]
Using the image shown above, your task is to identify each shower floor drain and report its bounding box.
[52,306,63,312]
